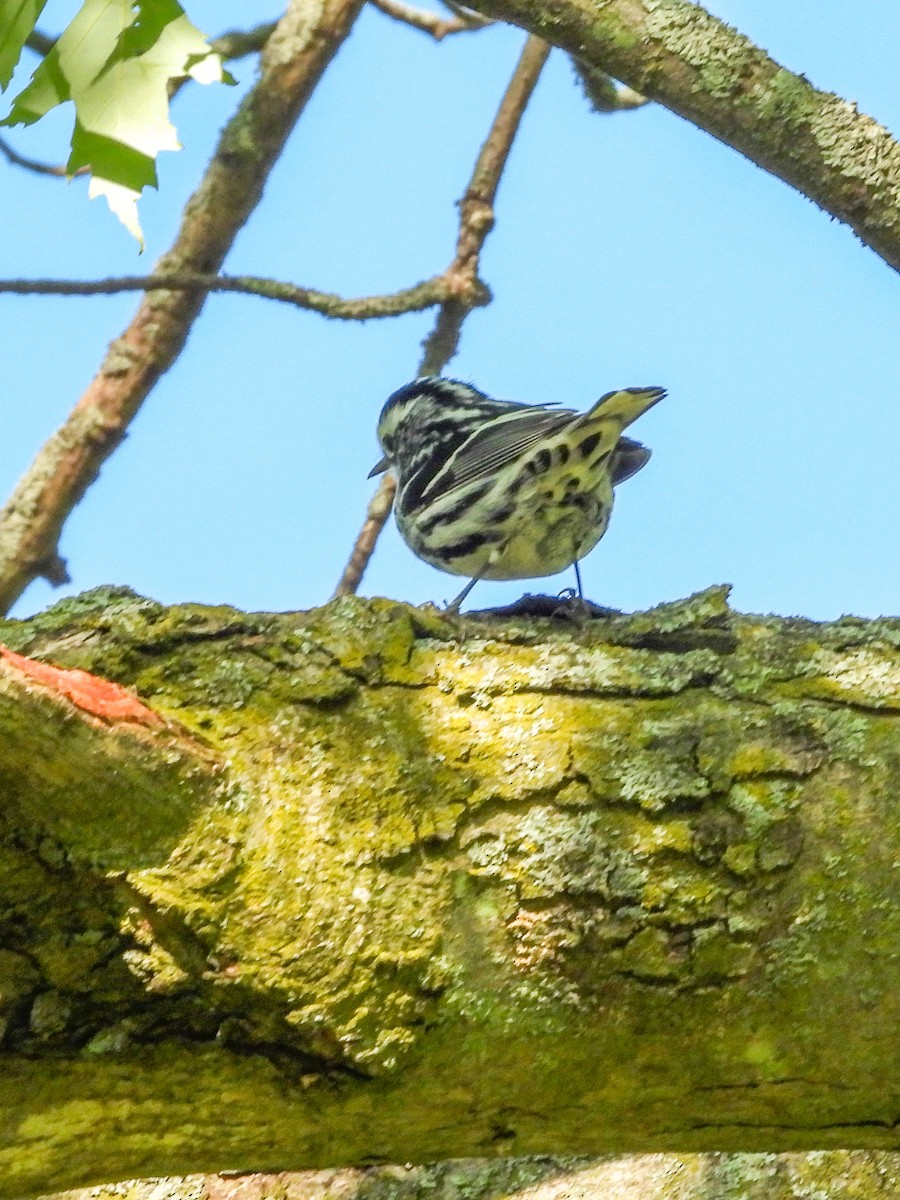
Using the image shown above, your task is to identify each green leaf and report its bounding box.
[103,0,186,69]
[2,36,67,125]
[0,1,48,90]
[2,0,229,244]
[70,122,157,192]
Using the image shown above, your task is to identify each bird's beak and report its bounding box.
[368,456,390,479]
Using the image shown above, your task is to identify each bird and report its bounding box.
[369,376,665,612]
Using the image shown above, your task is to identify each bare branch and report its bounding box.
[167,20,279,102]
[332,474,398,600]
[0,0,367,617]
[369,0,493,39]
[369,0,470,40]
[0,135,71,178]
[332,34,550,599]
[24,28,56,56]
[0,273,449,320]
[22,21,277,64]
[442,2,495,29]
[419,33,551,375]
[210,21,278,60]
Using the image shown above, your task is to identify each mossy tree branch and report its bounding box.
[471,0,900,272]
[0,586,897,1197]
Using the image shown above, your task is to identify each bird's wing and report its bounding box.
[610,436,651,485]
[421,405,576,501]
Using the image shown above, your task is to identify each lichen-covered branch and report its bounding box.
[0,0,365,617]
[332,34,550,599]
[471,0,900,272]
[0,586,897,1196]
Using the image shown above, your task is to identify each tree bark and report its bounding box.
[0,586,898,1197]
[26,1153,900,1200]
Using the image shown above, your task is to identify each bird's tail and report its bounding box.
[584,386,666,429]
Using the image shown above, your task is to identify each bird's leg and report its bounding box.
[551,560,618,621]
[446,573,483,615]
[553,562,586,608]
[573,560,585,599]
[445,544,507,614]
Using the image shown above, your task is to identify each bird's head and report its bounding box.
[369,377,489,477]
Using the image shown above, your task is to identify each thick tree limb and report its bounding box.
[0,586,897,1196]
[472,0,900,273]
[0,0,365,617]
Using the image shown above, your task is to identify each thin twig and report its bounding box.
[369,0,464,39]
[420,33,551,374]
[0,136,72,178]
[332,34,551,599]
[211,21,278,60]
[369,0,489,39]
[441,2,494,29]
[22,21,276,64]
[0,273,449,320]
[334,474,398,602]
[168,20,279,101]
[574,59,647,112]
[0,0,367,616]
[24,29,56,56]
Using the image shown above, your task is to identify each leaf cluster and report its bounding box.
[0,0,231,242]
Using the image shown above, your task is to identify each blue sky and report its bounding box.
[1,1,898,621]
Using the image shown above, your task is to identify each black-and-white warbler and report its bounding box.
[370,377,665,611]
